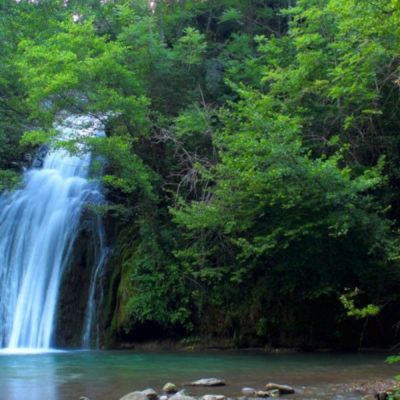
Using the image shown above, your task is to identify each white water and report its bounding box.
[0,115,106,351]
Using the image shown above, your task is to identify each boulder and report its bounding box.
[142,389,159,400]
[169,393,197,400]
[120,392,148,400]
[163,383,178,394]
[202,395,225,400]
[265,383,294,395]
[241,388,256,396]
[268,390,280,398]
[255,391,270,398]
[186,378,226,387]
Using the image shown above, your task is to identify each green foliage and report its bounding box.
[174,106,211,138]
[339,289,380,319]
[88,135,155,197]
[20,129,57,147]
[387,356,400,365]
[172,84,395,339]
[173,27,206,66]
[1,0,400,348]
[17,18,149,129]
[220,8,243,24]
[123,220,193,330]
[0,169,20,192]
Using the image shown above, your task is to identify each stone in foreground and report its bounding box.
[142,389,159,400]
[169,393,197,400]
[255,391,270,398]
[186,378,226,387]
[202,395,226,400]
[163,383,178,394]
[265,383,294,395]
[120,392,148,400]
[241,388,256,396]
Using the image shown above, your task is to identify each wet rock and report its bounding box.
[120,391,148,400]
[163,383,178,394]
[241,388,256,396]
[202,395,225,400]
[268,390,280,398]
[79,397,90,400]
[32,145,49,168]
[169,393,197,400]
[142,389,159,400]
[160,396,169,400]
[256,391,270,398]
[265,383,294,395]
[186,378,226,387]
[376,393,389,400]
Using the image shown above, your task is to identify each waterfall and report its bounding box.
[81,216,108,349]
[0,115,106,351]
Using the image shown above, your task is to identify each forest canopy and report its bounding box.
[1,0,400,348]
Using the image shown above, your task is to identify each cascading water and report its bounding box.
[82,216,108,349]
[0,115,107,351]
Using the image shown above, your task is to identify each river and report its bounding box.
[0,350,397,400]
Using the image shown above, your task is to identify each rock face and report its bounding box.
[186,378,226,387]
[265,383,294,395]
[120,392,149,400]
[163,383,178,394]
[55,211,105,347]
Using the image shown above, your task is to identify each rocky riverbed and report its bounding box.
[79,377,398,400]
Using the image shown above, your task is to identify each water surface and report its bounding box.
[0,351,398,400]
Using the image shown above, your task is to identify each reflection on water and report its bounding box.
[1,352,58,400]
[0,351,398,400]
